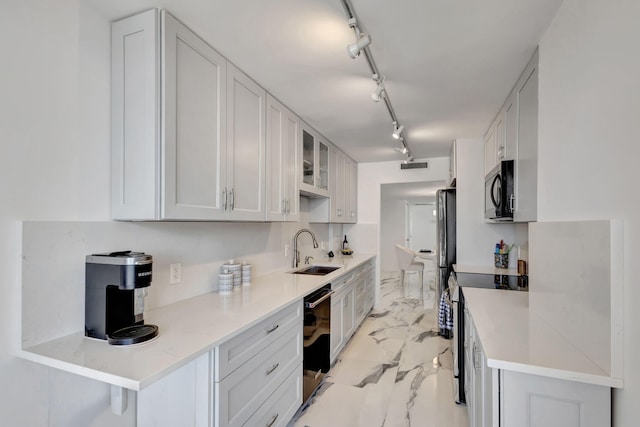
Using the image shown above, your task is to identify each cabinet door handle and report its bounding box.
[222,188,227,211]
[266,324,279,334]
[266,413,279,427]
[286,199,290,214]
[230,188,235,210]
[281,199,286,215]
[265,363,279,376]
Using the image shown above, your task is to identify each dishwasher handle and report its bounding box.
[304,290,334,309]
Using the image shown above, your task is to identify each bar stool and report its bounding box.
[395,244,425,297]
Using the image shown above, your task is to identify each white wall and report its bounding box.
[455,139,528,268]
[537,0,640,424]
[0,2,334,425]
[345,158,449,305]
[380,199,407,271]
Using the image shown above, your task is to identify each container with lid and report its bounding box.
[218,269,234,294]
[241,262,252,286]
[221,260,241,287]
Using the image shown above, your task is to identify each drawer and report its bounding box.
[242,363,302,427]
[215,323,302,427]
[215,300,302,381]
[331,272,354,292]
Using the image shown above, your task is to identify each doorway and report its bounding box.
[379,181,443,272]
[405,202,436,253]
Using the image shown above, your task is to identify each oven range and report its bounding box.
[449,271,528,404]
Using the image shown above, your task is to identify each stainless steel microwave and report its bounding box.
[485,160,514,221]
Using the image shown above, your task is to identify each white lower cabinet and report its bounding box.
[330,261,374,363]
[215,301,303,427]
[137,352,212,427]
[501,370,610,427]
[466,309,611,427]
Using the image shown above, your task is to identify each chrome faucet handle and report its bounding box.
[305,256,314,265]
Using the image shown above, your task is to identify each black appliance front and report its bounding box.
[484,160,514,221]
[302,285,333,402]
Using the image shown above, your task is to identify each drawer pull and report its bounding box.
[266,413,279,427]
[266,324,279,334]
[265,363,280,376]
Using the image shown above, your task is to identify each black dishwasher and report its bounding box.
[302,284,333,402]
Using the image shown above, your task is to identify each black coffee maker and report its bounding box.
[85,251,158,345]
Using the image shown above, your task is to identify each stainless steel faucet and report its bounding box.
[293,228,319,268]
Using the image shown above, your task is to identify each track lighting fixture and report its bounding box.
[346,34,371,59]
[392,124,404,139]
[341,0,413,162]
[372,78,385,102]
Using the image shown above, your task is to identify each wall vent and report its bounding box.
[400,161,428,170]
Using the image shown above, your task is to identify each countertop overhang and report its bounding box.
[19,254,376,391]
[462,287,622,388]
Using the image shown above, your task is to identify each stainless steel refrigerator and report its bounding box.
[436,188,456,335]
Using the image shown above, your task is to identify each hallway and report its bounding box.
[289,271,469,427]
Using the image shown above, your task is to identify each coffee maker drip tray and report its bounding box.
[108,324,159,346]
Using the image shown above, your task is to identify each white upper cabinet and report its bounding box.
[330,147,346,222]
[111,10,266,221]
[483,49,538,223]
[513,56,538,223]
[346,157,357,223]
[225,63,266,221]
[266,94,299,221]
[300,123,330,198]
[484,124,497,176]
[162,11,228,220]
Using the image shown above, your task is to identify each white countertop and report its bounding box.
[462,287,622,388]
[19,254,375,391]
[453,264,519,276]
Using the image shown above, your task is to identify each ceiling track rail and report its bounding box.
[339,0,412,160]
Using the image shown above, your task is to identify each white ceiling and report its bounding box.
[87,0,563,163]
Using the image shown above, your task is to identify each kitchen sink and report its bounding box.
[292,266,341,276]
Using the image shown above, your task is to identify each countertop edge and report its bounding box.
[486,358,624,389]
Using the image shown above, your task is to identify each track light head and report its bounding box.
[392,124,404,139]
[372,81,385,102]
[393,146,408,155]
[346,34,371,59]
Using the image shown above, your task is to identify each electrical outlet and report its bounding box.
[284,244,290,257]
[321,241,326,250]
[170,263,181,284]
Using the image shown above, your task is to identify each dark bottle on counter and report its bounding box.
[342,235,348,250]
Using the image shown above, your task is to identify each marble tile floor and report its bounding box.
[289,270,469,427]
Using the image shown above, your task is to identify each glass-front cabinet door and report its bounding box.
[318,140,329,191]
[300,122,330,197]
[302,129,315,186]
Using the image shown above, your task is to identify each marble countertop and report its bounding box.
[453,263,520,276]
[462,287,622,388]
[19,254,375,391]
